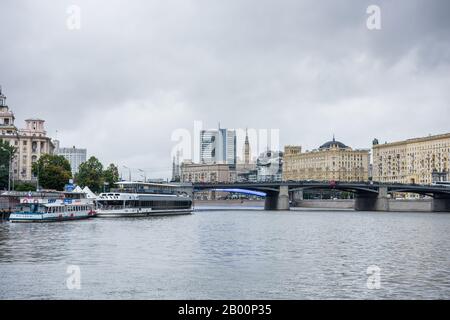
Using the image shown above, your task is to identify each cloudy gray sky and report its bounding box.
[1,0,449,179]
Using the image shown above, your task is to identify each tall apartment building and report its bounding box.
[372,133,450,184]
[0,87,55,181]
[200,126,236,166]
[54,141,87,175]
[283,137,370,182]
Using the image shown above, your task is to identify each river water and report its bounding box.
[0,208,449,299]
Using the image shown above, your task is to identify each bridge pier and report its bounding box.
[264,186,290,210]
[432,195,450,212]
[291,190,304,201]
[354,187,389,212]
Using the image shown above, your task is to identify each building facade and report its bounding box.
[200,127,236,166]
[372,133,450,184]
[256,150,283,182]
[54,141,87,175]
[171,149,181,182]
[283,137,370,182]
[0,88,55,182]
[180,161,232,183]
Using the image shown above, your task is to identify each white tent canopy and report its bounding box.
[82,186,97,199]
[73,186,83,193]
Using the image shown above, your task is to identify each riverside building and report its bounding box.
[54,141,87,175]
[180,161,232,183]
[282,137,370,182]
[372,133,450,184]
[0,87,55,182]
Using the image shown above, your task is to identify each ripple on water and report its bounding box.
[0,210,449,299]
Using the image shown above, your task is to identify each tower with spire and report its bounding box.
[243,128,251,164]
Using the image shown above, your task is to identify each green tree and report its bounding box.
[103,163,119,191]
[0,139,16,190]
[32,154,72,191]
[76,156,104,193]
[14,182,36,192]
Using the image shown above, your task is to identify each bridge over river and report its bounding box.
[193,181,450,212]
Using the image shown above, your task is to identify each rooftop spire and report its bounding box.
[0,85,6,107]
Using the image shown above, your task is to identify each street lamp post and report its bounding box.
[138,169,146,183]
[7,150,11,191]
[123,165,131,181]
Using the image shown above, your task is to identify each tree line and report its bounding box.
[0,140,119,193]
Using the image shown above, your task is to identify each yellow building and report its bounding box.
[180,161,232,183]
[0,88,55,182]
[372,133,450,184]
[283,137,370,182]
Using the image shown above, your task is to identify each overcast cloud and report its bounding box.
[1,0,449,179]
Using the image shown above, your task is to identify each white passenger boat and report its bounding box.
[95,182,193,217]
[9,192,96,223]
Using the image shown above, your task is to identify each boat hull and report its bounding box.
[9,211,96,223]
[95,208,192,217]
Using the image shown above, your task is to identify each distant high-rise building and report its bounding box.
[56,143,87,175]
[200,125,236,166]
[171,149,181,182]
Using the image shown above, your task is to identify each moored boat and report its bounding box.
[9,191,95,223]
[95,181,193,217]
